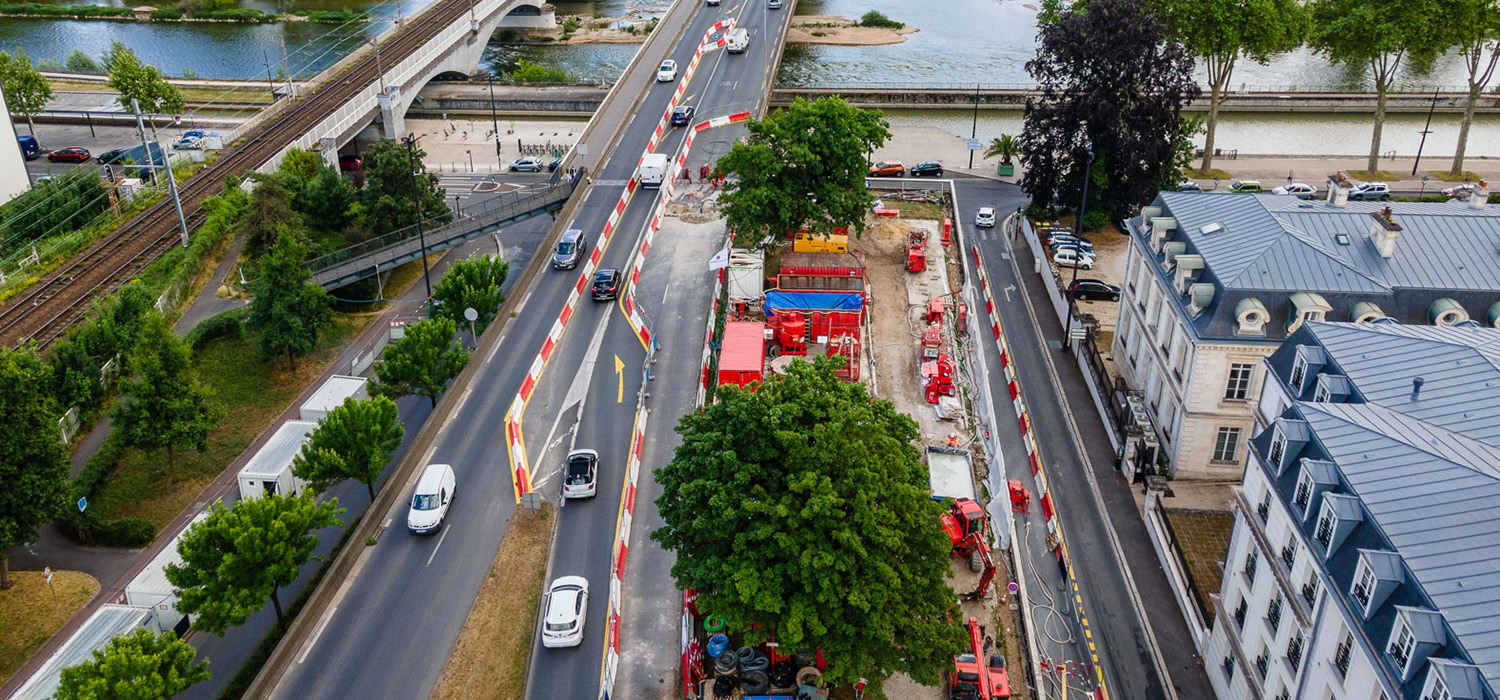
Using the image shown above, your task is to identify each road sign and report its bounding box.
[77,496,87,512]
[965,138,983,151]
[1008,582,1019,593]
[44,567,52,582]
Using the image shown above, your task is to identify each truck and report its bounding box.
[726,28,749,53]
[638,152,670,189]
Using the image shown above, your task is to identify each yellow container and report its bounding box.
[793,231,848,253]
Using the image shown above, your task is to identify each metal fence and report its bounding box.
[784,81,1477,95]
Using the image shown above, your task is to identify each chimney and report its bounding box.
[1328,171,1351,208]
[1411,377,1425,401]
[1471,179,1490,210]
[1370,207,1402,259]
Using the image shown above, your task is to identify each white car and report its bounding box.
[1349,182,1391,201]
[706,0,720,4]
[1053,248,1096,270]
[171,136,203,150]
[407,463,456,534]
[656,60,678,82]
[768,0,782,7]
[542,576,590,648]
[509,156,544,172]
[975,207,996,228]
[1273,182,1318,199]
[562,449,598,499]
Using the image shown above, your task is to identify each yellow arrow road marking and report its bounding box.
[614,354,625,402]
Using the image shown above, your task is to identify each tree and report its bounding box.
[651,359,965,693]
[372,317,469,408]
[242,176,302,255]
[982,134,1019,165]
[0,345,70,590]
[1441,0,1500,175]
[359,140,451,237]
[714,97,891,249]
[1308,0,1445,173]
[0,166,109,244]
[292,396,404,500]
[104,41,185,117]
[1020,0,1200,219]
[0,48,55,134]
[112,315,224,483]
[65,48,103,74]
[166,492,343,632]
[277,148,324,184]
[300,167,359,233]
[247,234,334,369]
[54,627,210,700]
[431,254,509,336]
[1156,0,1305,173]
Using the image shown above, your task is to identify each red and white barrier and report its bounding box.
[696,270,724,408]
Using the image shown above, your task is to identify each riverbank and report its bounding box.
[0,5,366,24]
[787,15,918,46]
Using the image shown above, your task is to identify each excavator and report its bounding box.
[941,497,997,600]
[950,616,1010,699]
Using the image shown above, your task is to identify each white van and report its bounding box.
[408,464,456,534]
[726,28,749,54]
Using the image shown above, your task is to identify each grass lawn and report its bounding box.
[0,570,101,686]
[96,313,377,528]
[48,80,275,105]
[1346,169,1396,181]
[1426,170,1484,183]
[881,200,946,221]
[1163,508,1235,625]
[1187,167,1231,180]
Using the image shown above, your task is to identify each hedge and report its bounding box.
[0,3,134,18]
[186,307,248,350]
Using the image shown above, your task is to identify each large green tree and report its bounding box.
[247,234,334,368]
[715,97,891,249]
[431,254,509,336]
[0,48,54,134]
[651,359,964,693]
[0,166,110,244]
[242,176,302,255]
[1308,0,1445,173]
[292,396,404,500]
[0,345,70,590]
[372,317,469,408]
[1441,0,1500,175]
[104,42,185,117]
[358,139,450,238]
[1155,0,1305,173]
[112,315,224,483]
[55,627,210,700]
[166,492,344,632]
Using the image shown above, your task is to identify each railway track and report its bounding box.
[0,0,475,350]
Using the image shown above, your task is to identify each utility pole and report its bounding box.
[402,134,434,300]
[132,98,190,247]
[279,34,295,100]
[488,75,502,163]
[367,37,386,93]
[262,49,277,101]
[1060,145,1094,349]
[969,84,982,169]
[1411,90,1439,177]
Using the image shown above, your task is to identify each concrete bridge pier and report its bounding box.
[378,88,406,141]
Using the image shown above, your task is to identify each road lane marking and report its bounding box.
[614,354,625,403]
[297,606,337,664]
[661,281,671,305]
[426,525,451,567]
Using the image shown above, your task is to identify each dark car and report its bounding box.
[96,148,129,164]
[591,268,620,301]
[909,160,944,177]
[553,229,588,270]
[1069,279,1121,302]
[547,157,561,172]
[46,147,91,163]
[671,105,696,127]
[339,154,363,171]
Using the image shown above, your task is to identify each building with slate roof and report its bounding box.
[1204,320,1500,700]
[1112,182,1500,478]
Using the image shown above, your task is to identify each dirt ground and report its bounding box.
[0,570,100,687]
[430,504,554,700]
[788,15,920,46]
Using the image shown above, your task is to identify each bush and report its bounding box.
[186,8,276,21]
[1080,209,1110,233]
[0,167,111,245]
[150,8,183,19]
[65,49,104,74]
[92,517,158,547]
[504,60,576,83]
[856,10,903,28]
[562,16,581,33]
[300,9,367,22]
[0,3,134,18]
[185,307,248,350]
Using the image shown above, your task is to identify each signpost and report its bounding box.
[44,567,56,602]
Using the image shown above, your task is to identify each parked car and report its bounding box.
[407,463,456,534]
[542,577,590,648]
[510,156,544,172]
[975,207,996,228]
[1051,239,1095,256]
[182,129,219,140]
[591,268,620,301]
[17,135,41,160]
[657,59,678,82]
[1177,180,1203,193]
[553,229,588,269]
[1053,248,1096,270]
[671,105,696,127]
[338,154,363,171]
[868,161,904,177]
[1046,232,1088,249]
[563,449,598,499]
[1442,182,1478,198]
[1349,182,1391,201]
[170,137,203,151]
[548,157,562,172]
[96,148,128,164]
[1069,279,1121,302]
[1272,182,1318,199]
[46,147,91,163]
[909,160,943,177]
[1228,180,1263,194]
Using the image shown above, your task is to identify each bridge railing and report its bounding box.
[777,81,1476,95]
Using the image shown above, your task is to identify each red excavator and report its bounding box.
[941,498,996,600]
[950,616,1010,699]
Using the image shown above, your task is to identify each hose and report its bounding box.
[1023,518,1076,646]
[741,670,771,694]
[741,654,770,673]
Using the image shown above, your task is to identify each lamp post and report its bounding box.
[1412,89,1439,177]
[1061,145,1094,350]
[402,134,434,300]
[968,84,983,169]
[488,75,502,163]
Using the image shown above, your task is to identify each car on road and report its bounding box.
[553,229,588,270]
[548,157,562,172]
[868,161,904,177]
[563,449,599,499]
[657,59,678,82]
[46,147,91,163]
[1069,279,1121,302]
[96,148,129,164]
[1053,247,1095,270]
[671,105,696,127]
[1442,182,1479,198]
[407,463,456,535]
[17,135,41,160]
[542,577,590,648]
[909,160,943,177]
[339,154,363,171]
[768,0,782,7]
[171,136,203,150]
[591,268,620,301]
[510,156,544,172]
[1349,182,1391,201]
[1227,180,1263,194]
[975,207,996,228]
[1273,182,1318,199]
[1178,180,1203,193]
[706,0,720,5]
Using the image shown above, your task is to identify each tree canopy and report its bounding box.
[166,492,344,633]
[0,166,110,245]
[0,48,55,133]
[1020,0,1200,222]
[55,627,210,700]
[292,396,404,500]
[104,41,185,115]
[1439,0,1500,174]
[714,97,891,249]
[372,317,469,408]
[112,315,224,482]
[0,344,70,590]
[431,254,509,336]
[651,359,964,692]
[247,234,334,368]
[359,139,450,238]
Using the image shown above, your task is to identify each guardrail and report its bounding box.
[779,81,1478,95]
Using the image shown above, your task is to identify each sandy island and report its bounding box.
[787,15,918,46]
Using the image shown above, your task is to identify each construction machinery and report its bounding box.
[923,354,956,404]
[950,617,1010,699]
[906,228,929,272]
[922,323,943,360]
[940,497,996,599]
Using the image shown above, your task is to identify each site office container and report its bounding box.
[777,251,865,278]
[237,420,317,500]
[718,321,766,388]
[122,512,211,636]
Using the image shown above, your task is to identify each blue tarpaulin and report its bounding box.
[764,290,863,314]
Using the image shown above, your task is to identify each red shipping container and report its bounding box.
[778,251,865,278]
[718,322,766,388]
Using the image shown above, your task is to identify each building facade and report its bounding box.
[1204,321,1500,700]
[1114,186,1500,478]
[0,86,30,205]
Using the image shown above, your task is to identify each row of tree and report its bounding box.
[0,41,185,133]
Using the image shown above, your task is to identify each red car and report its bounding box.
[339,154,363,172]
[46,147,91,163]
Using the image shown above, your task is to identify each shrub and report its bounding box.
[186,8,276,21]
[92,517,158,547]
[504,60,576,83]
[185,307,248,350]
[301,9,367,22]
[856,10,903,28]
[65,49,104,74]
[151,8,183,19]
[0,3,134,18]
[562,16,581,33]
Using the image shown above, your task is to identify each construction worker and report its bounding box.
[946,433,960,448]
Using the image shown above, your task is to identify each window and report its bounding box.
[1353,561,1375,609]
[1276,689,1290,700]
[1255,646,1270,678]
[1314,380,1332,403]
[1294,469,1313,514]
[1280,539,1298,568]
[1234,597,1249,630]
[1301,576,1319,607]
[1425,670,1452,700]
[1244,548,1260,584]
[1226,363,1254,400]
[1213,427,1242,463]
[1268,429,1287,467]
[1315,508,1335,549]
[1389,619,1415,670]
[1258,489,1272,523]
[1290,354,1307,390]
[1335,630,1354,678]
[1286,632,1305,671]
[1267,594,1284,634]
[1223,654,1236,680]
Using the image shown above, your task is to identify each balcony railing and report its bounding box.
[1232,489,1312,629]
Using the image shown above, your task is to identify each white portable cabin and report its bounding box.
[122,512,209,637]
[236,420,317,500]
[926,447,977,502]
[299,374,370,421]
[11,604,154,700]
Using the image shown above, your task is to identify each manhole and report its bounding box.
[1047,339,1063,349]
[699,138,732,156]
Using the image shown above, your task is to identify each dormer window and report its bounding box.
[1353,549,1407,620]
[1389,619,1415,670]
[1422,660,1485,700]
[1352,560,1375,609]
[1426,673,1452,700]
[1290,352,1307,389]
[1236,297,1269,336]
[1387,607,1448,682]
[1269,429,1287,467]
[1314,381,1331,403]
[1314,494,1364,555]
[1315,507,1335,549]
[1288,292,1332,334]
[1431,298,1469,327]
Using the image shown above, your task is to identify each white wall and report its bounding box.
[0,87,30,205]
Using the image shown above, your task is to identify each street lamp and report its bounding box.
[1420,175,1430,198]
[968,84,984,169]
[488,75,502,163]
[1061,144,1095,350]
[402,134,434,300]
